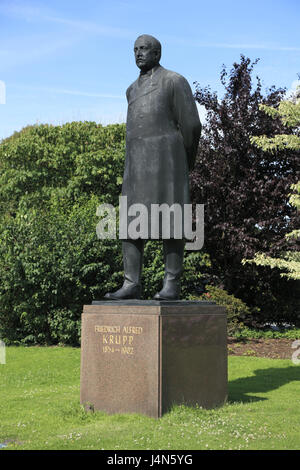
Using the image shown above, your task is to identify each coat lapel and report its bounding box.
[128,66,163,106]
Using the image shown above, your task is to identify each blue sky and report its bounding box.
[0,0,299,140]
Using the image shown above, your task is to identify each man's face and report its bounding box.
[134,37,159,72]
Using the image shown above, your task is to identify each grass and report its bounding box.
[0,346,300,450]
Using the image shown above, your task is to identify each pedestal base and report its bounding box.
[80,301,227,418]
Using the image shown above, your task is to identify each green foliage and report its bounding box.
[47,308,81,345]
[251,133,300,152]
[246,251,300,281]
[141,242,165,299]
[191,285,251,334]
[0,195,123,345]
[141,244,211,299]
[232,326,300,340]
[192,57,299,327]
[0,121,126,217]
[0,121,213,345]
[181,251,212,299]
[289,181,300,211]
[0,122,126,345]
[251,94,300,151]
[247,90,300,281]
[248,180,300,281]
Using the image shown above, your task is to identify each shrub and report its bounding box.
[232,326,300,340]
[0,122,213,344]
[0,195,124,345]
[142,245,211,299]
[192,56,300,325]
[192,285,251,334]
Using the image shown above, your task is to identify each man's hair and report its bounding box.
[135,34,161,61]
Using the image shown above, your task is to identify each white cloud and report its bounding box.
[0,36,80,70]
[4,2,300,52]
[0,1,134,39]
[162,34,300,52]
[43,16,133,39]
[4,1,300,54]
[207,43,300,52]
[0,1,53,21]
[12,84,125,100]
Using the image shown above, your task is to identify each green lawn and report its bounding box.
[0,346,299,450]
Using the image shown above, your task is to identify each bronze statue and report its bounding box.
[104,34,201,300]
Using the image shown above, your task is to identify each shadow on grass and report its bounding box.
[228,365,300,403]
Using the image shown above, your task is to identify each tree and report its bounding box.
[246,86,300,280]
[191,56,300,324]
[0,122,210,344]
[0,121,126,218]
[0,122,127,344]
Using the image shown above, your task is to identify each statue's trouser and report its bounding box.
[123,239,185,296]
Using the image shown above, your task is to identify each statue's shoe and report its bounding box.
[104,284,141,300]
[153,282,180,301]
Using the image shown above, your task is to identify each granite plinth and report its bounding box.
[80,301,227,418]
[92,300,217,305]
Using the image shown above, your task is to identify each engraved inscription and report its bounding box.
[95,325,143,356]
[95,325,121,333]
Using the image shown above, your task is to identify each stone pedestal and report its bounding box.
[80,301,227,418]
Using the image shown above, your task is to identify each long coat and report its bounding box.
[120,65,201,239]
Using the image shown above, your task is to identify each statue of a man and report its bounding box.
[104,34,201,300]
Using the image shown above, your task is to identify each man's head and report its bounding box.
[134,34,161,72]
